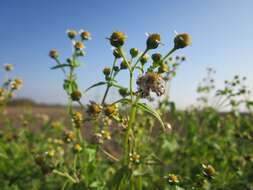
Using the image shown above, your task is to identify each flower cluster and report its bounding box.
[137,72,165,97]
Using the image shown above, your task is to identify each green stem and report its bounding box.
[55,58,67,75]
[100,147,119,162]
[61,180,69,190]
[161,47,176,63]
[132,48,148,71]
[123,98,139,164]
[129,72,133,100]
[53,170,77,184]
[101,58,117,104]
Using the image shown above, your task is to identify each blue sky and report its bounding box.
[0,0,252,108]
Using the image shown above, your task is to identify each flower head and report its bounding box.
[51,121,62,129]
[158,63,169,73]
[0,88,5,96]
[67,30,77,39]
[120,60,130,70]
[151,53,162,63]
[87,101,102,116]
[64,131,75,143]
[130,48,139,58]
[109,31,126,47]
[137,72,165,97]
[73,143,82,153]
[79,29,91,40]
[103,67,111,76]
[174,33,191,49]
[72,111,83,128]
[104,103,118,117]
[202,164,216,179]
[112,48,121,58]
[11,78,22,90]
[71,90,82,101]
[140,54,149,65]
[129,152,140,164]
[45,149,55,158]
[74,41,85,50]
[166,173,179,185]
[49,49,59,59]
[146,33,161,49]
[4,64,13,72]
[101,130,111,140]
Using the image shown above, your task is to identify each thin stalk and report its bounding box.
[61,181,69,190]
[132,48,148,71]
[100,147,119,162]
[123,98,138,164]
[161,47,176,63]
[53,170,77,184]
[101,58,117,104]
[55,58,67,75]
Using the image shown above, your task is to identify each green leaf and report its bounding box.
[110,83,127,90]
[63,80,78,94]
[84,81,107,93]
[136,102,165,130]
[51,64,70,70]
[85,148,96,162]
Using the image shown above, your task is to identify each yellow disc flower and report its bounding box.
[87,101,102,116]
[74,41,85,50]
[79,29,91,40]
[167,173,179,185]
[73,143,82,153]
[67,30,77,39]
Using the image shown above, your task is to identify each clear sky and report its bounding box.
[1,0,253,108]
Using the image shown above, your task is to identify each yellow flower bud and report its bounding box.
[140,54,149,65]
[104,104,118,116]
[71,90,82,101]
[73,143,82,153]
[120,60,129,70]
[64,131,75,143]
[146,33,161,49]
[49,49,59,59]
[110,31,126,47]
[103,67,111,76]
[74,41,84,50]
[80,30,91,40]
[101,130,111,140]
[158,63,169,73]
[67,30,77,39]
[72,111,83,128]
[202,164,216,179]
[129,152,140,164]
[11,78,22,90]
[151,53,162,63]
[167,174,179,185]
[113,49,121,58]
[4,64,13,72]
[174,33,191,49]
[87,101,102,116]
[130,48,139,58]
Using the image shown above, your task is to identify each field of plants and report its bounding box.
[0,30,253,190]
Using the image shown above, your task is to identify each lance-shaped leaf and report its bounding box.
[51,64,70,70]
[135,102,165,131]
[84,81,107,93]
[110,82,127,90]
